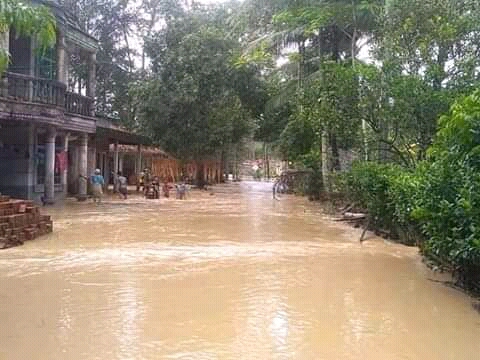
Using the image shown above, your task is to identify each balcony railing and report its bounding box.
[1,72,94,117]
[3,71,66,106]
[65,91,94,117]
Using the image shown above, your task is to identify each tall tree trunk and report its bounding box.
[378,0,395,162]
[329,132,341,171]
[298,39,306,88]
[351,0,369,160]
[263,142,267,181]
[327,24,341,171]
[321,130,329,192]
[220,150,225,182]
[234,145,239,181]
[434,45,447,90]
[266,145,270,180]
[332,24,340,63]
[362,119,369,161]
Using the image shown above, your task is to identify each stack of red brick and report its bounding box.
[0,195,53,249]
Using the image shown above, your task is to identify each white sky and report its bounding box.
[197,0,228,2]
[129,0,374,69]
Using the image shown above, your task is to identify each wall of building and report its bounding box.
[0,124,34,199]
[0,124,75,203]
[67,141,79,195]
[87,145,96,178]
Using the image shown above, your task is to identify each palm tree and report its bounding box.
[233,0,382,183]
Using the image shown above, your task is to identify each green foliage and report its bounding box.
[341,162,419,243]
[413,91,480,287]
[279,105,316,160]
[273,6,332,37]
[299,150,323,199]
[0,0,56,74]
[133,8,259,161]
[377,0,480,90]
[356,62,455,165]
[279,61,361,165]
[64,0,141,120]
[341,91,480,289]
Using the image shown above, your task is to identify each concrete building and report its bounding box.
[0,1,148,203]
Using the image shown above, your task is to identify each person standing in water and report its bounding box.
[89,169,105,204]
[163,180,170,198]
[176,179,187,200]
[117,171,128,200]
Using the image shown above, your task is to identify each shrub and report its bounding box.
[299,151,323,200]
[337,90,480,291]
[412,91,480,289]
[340,162,419,244]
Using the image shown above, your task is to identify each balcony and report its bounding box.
[65,91,94,117]
[1,72,94,117]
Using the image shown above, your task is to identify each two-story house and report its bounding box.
[0,0,150,203]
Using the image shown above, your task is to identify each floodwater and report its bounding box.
[0,182,478,360]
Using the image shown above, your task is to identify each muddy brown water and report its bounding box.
[0,182,479,359]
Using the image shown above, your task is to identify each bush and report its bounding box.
[298,151,323,200]
[339,91,480,291]
[413,160,480,287]
[411,91,480,289]
[340,162,419,245]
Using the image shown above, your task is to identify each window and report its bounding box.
[35,47,57,80]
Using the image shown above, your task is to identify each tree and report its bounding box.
[64,0,139,119]
[0,0,56,73]
[133,7,258,167]
[375,0,480,90]
[233,0,382,181]
[279,61,361,187]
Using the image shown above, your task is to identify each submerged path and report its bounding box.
[0,182,478,359]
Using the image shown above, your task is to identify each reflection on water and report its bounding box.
[0,182,478,359]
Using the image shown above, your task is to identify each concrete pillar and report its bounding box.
[0,29,9,96]
[29,38,35,101]
[104,153,110,188]
[62,133,69,195]
[119,154,124,173]
[87,52,96,116]
[113,141,119,192]
[0,29,9,57]
[99,152,105,177]
[44,127,56,204]
[87,144,96,177]
[69,143,79,195]
[113,142,119,173]
[56,30,67,84]
[86,52,96,97]
[26,124,35,199]
[77,133,88,201]
[136,145,142,175]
